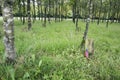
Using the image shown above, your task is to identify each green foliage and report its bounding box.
[0,20,120,80]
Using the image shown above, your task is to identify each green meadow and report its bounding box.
[0,20,120,80]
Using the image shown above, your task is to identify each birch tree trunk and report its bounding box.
[18,0,22,22]
[75,0,80,32]
[3,0,16,63]
[80,0,92,51]
[40,0,43,22]
[48,0,51,23]
[97,0,102,25]
[32,0,36,23]
[22,0,25,24]
[43,5,47,27]
[72,2,76,24]
[55,0,58,22]
[37,0,40,20]
[27,0,32,30]
[106,0,111,27]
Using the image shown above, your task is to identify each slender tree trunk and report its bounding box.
[75,0,80,32]
[110,2,116,23]
[106,0,111,27]
[61,0,64,21]
[72,4,76,23]
[18,0,22,22]
[102,11,106,23]
[32,0,36,23]
[37,0,40,20]
[116,3,119,23]
[65,10,67,19]
[55,0,58,22]
[97,0,102,25]
[27,0,32,30]
[74,1,77,23]
[0,0,1,15]
[118,15,120,23]
[80,0,92,50]
[106,13,109,27]
[59,0,62,22]
[40,0,43,22]
[116,11,119,23]
[52,1,55,20]
[76,15,79,31]
[91,4,94,22]
[22,0,25,24]
[3,0,16,63]
[48,0,51,23]
[43,5,47,27]
[58,1,61,22]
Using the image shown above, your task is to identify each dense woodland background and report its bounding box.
[0,0,120,24]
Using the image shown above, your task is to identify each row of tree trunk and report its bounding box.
[16,0,66,28]
[7,0,118,29]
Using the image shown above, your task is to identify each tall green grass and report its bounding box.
[0,20,120,80]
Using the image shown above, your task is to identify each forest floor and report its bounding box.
[0,20,120,80]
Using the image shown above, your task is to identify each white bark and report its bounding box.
[3,0,16,62]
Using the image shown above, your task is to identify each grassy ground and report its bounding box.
[0,20,120,80]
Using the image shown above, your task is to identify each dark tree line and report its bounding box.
[1,0,118,30]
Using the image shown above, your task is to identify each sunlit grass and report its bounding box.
[0,20,120,80]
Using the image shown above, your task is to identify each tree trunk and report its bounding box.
[40,0,43,22]
[58,1,61,22]
[106,14,109,27]
[91,4,94,22]
[48,0,51,23]
[43,6,47,27]
[80,0,92,50]
[37,0,40,20]
[55,0,58,22]
[106,0,111,27]
[32,0,36,23]
[75,0,80,32]
[61,0,64,21]
[27,0,32,30]
[18,0,22,22]
[53,1,55,21]
[76,15,79,31]
[72,4,76,23]
[0,0,1,14]
[97,0,102,25]
[22,0,26,24]
[3,0,16,63]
